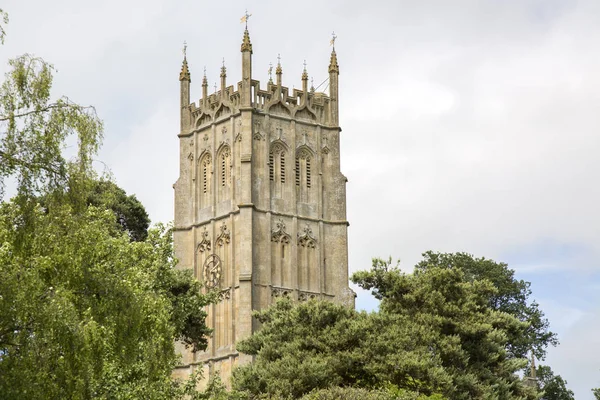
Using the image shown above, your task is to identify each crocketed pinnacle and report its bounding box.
[241,29,253,53]
[302,66,308,81]
[220,65,226,78]
[202,70,208,87]
[276,62,282,75]
[179,57,191,81]
[328,49,339,74]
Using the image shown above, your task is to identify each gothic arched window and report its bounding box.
[269,142,287,198]
[295,147,313,203]
[217,145,231,201]
[198,153,212,209]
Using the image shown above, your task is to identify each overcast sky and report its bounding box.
[2,0,599,397]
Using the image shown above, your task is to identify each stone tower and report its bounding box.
[172,27,353,382]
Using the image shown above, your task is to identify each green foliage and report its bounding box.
[593,387,600,400]
[86,179,150,241]
[232,255,538,399]
[354,257,536,400]
[529,365,574,400]
[0,9,7,44]
[0,199,215,399]
[413,251,558,361]
[0,19,215,398]
[0,53,102,201]
[300,386,443,400]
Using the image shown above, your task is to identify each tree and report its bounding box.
[593,387,600,400]
[413,251,558,361]
[86,179,150,241]
[0,198,216,399]
[232,256,538,399]
[353,258,537,400]
[530,365,574,400]
[0,51,102,202]
[0,12,216,398]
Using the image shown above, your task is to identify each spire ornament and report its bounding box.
[302,60,308,81]
[241,26,253,53]
[328,49,339,74]
[276,54,282,75]
[179,40,191,81]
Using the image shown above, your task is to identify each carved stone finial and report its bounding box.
[330,31,337,48]
[302,60,308,81]
[179,56,190,82]
[329,49,339,74]
[276,54,282,75]
[220,58,226,77]
[202,66,207,87]
[241,28,253,53]
[268,62,273,83]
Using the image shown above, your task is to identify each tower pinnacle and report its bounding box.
[179,41,191,81]
[241,28,253,53]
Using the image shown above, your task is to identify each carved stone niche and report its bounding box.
[271,287,291,299]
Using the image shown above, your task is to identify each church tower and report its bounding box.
[172,27,354,382]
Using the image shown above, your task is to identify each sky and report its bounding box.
[2,0,599,397]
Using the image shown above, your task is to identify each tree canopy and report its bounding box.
[0,10,217,398]
[231,255,540,399]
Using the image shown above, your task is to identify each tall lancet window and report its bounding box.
[198,153,212,209]
[295,147,313,203]
[269,142,287,198]
[217,145,231,202]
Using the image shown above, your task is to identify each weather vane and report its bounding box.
[330,31,337,48]
[183,40,187,58]
[240,9,252,27]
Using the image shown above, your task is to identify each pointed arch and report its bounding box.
[294,105,317,122]
[266,101,292,117]
[214,103,232,121]
[196,113,212,127]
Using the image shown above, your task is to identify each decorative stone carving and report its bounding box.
[271,218,291,243]
[253,131,265,141]
[235,132,242,142]
[221,287,231,300]
[297,224,316,248]
[271,287,290,298]
[197,226,211,252]
[221,126,227,134]
[298,291,318,302]
[203,254,222,289]
[216,222,231,247]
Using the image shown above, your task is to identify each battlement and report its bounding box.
[179,28,340,132]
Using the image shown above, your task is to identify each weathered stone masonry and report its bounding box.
[172,28,354,384]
